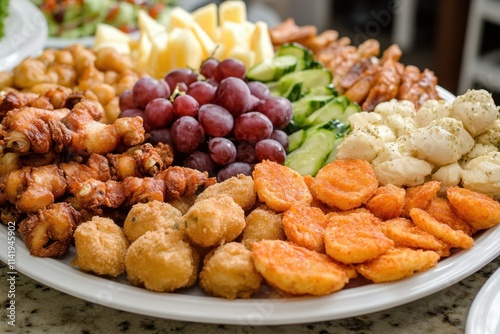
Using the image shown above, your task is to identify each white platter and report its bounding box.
[1,224,499,325]
[0,0,48,71]
[45,31,140,49]
[466,267,500,334]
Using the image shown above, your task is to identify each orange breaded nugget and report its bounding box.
[402,181,441,217]
[124,229,199,292]
[72,216,129,277]
[253,160,312,212]
[409,208,474,249]
[381,217,448,251]
[447,186,500,230]
[324,212,394,264]
[196,174,256,211]
[123,200,183,242]
[365,184,405,220]
[183,195,246,248]
[303,175,332,212]
[199,242,263,299]
[425,197,476,236]
[282,205,328,253]
[241,205,284,249]
[356,247,440,283]
[251,240,349,296]
[310,159,378,211]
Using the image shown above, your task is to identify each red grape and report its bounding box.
[120,108,144,118]
[187,81,216,106]
[255,139,286,164]
[149,128,172,145]
[183,151,216,175]
[270,129,289,151]
[200,58,219,79]
[247,81,270,100]
[248,95,261,111]
[144,98,174,129]
[217,162,254,182]
[197,104,234,137]
[170,116,205,154]
[256,96,293,130]
[173,94,200,118]
[164,68,198,93]
[213,58,246,82]
[132,77,167,108]
[233,111,273,144]
[119,89,138,111]
[215,77,251,117]
[208,137,237,166]
[235,141,257,163]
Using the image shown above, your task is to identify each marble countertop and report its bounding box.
[1,256,498,334]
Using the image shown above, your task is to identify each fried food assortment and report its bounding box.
[269,18,440,110]
[71,216,129,277]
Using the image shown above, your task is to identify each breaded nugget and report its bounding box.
[409,208,474,249]
[324,212,394,264]
[195,174,256,211]
[183,195,246,247]
[199,242,263,299]
[72,216,129,277]
[253,160,312,212]
[402,181,441,217]
[168,194,197,215]
[310,159,378,211]
[425,197,476,236]
[447,186,500,230]
[241,205,284,249]
[381,217,448,251]
[365,184,405,220]
[357,247,440,283]
[303,175,332,212]
[123,200,183,242]
[251,240,349,296]
[282,205,328,253]
[125,229,199,292]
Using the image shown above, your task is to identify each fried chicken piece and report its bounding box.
[156,166,216,201]
[60,153,111,193]
[18,202,80,257]
[0,204,23,225]
[398,65,421,100]
[400,69,440,109]
[269,18,317,46]
[343,63,380,105]
[122,176,166,205]
[0,152,21,176]
[74,179,126,211]
[362,59,404,111]
[0,90,50,120]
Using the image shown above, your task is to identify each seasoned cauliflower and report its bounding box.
[431,162,464,193]
[451,89,499,137]
[461,152,500,199]
[374,99,416,118]
[348,111,383,130]
[414,99,452,128]
[407,117,474,166]
[475,119,500,148]
[460,143,499,165]
[336,124,395,162]
[372,142,433,187]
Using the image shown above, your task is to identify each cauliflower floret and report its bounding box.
[383,113,417,137]
[407,117,475,166]
[372,142,433,187]
[336,124,395,162]
[460,143,499,166]
[374,99,416,118]
[461,152,500,199]
[348,111,383,130]
[475,119,500,148]
[431,162,464,194]
[415,99,452,127]
[451,89,499,137]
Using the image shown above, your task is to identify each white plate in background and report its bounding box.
[466,268,500,334]
[0,0,48,71]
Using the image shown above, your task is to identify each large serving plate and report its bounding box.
[1,86,499,325]
[0,0,48,71]
[466,267,500,334]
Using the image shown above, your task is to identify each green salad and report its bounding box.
[31,0,176,38]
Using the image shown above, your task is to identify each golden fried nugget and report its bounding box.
[381,217,448,251]
[324,212,394,264]
[365,184,405,220]
[282,205,328,253]
[310,159,378,211]
[356,247,440,283]
[425,197,476,236]
[183,195,246,247]
[241,205,284,249]
[196,174,256,211]
[409,208,474,249]
[251,240,349,296]
[303,175,332,212]
[123,200,183,242]
[199,242,263,299]
[168,194,197,215]
[447,186,500,230]
[124,229,199,292]
[72,217,129,277]
[402,181,441,217]
[253,160,312,212]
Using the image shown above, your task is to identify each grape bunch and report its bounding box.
[118,58,293,181]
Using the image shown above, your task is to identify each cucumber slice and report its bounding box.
[287,129,305,152]
[276,43,314,70]
[247,55,298,82]
[305,100,346,127]
[292,95,335,126]
[278,69,332,97]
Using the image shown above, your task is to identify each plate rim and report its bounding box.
[466,267,500,334]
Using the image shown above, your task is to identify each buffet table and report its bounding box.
[1,256,498,333]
